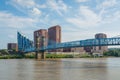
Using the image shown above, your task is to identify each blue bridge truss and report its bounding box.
[17,32,120,52]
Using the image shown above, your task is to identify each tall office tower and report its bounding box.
[94,33,108,53]
[48,25,61,45]
[7,43,18,51]
[48,25,62,52]
[34,29,48,49]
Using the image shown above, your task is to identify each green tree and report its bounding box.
[103,48,120,57]
[0,49,9,55]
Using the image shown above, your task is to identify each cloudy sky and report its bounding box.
[0,0,120,49]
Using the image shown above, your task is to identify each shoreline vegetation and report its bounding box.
[0,49,120,59]
[0,54,91,59]
[0,53,117,59]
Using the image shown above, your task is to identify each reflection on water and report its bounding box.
[0,58,120,80]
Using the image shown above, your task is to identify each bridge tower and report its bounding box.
[34,29,47,60]
[35,36,46,60]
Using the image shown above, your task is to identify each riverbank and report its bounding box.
[0,53,105,59]
[46,53,95,58]
[0,54,35,59]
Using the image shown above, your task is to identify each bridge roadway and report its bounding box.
[24,37,120,52]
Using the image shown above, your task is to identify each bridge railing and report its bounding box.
[19,32,120,52]
[24,37,120,52]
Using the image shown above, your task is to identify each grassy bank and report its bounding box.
[46,54,74,58]
[0,54,88,59]
[0,54,36,59]
[0,53,104,59]
[75,54,92,58]
[0,55,23,59]
[45,53,96,58]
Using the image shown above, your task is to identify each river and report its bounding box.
[0,58,120,80]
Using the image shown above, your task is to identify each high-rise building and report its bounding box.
[84,33,108,54]
[34,29,48,49]
[48,25,62,52]
[48,25,61,45]
[94,33,108,53]
[7,43,18,51]
[95,33,107,39]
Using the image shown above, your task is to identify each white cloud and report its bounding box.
[96,0,118,17]
[7,0,42,17]
[76,0,88,3]
[0,11,36,28]
[96,0,120,23]
[12,0,35,8]
[80,6,101,23]
[37,4,47,9]
[7,0,69,16]
[46,0,68,16]
[102,11,120,23]
[100,0,117,9]
[66,0,120,28]
[31,7,42,15]
[66,6,101,27]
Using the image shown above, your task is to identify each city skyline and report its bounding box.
[0,0,120,49]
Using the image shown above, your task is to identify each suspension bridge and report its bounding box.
[17,32,120,59]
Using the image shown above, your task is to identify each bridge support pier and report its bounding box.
[35,50,46,60]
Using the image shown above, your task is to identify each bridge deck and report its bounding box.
[24,37,120,52]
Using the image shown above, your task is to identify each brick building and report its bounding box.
[7,43,18,51]
[84,33,108,54]
[48,25,62,52]
[93,33,108,53]
[34,29,48,49]
[48,25,61,45]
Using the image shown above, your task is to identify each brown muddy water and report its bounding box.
[0,58,120,80]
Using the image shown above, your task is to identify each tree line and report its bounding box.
[103,48,120,57]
